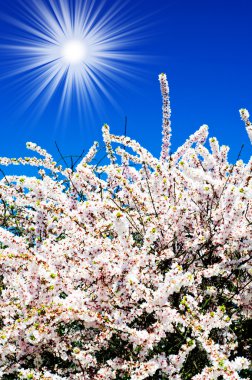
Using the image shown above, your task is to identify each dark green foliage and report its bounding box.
[0,274,5,296]
[96,333,134,363]
[209,327,225,345]
[59,291,68,299]
[40,350,77,373]
[115,372,131,380]
[180,345,210,380]
[2,375,18,380]
[129,311,156,329]
[239,369,252,379]
[149,330,188,358]
[56,320,84,337]
[231,318,252,362]
[157,258,173,275]
[132,231,144,247]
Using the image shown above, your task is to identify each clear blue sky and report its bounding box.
[0,0,251,176]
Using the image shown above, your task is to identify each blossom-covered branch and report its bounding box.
[0,75,251,380]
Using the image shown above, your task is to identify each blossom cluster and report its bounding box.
[0,75,251,379]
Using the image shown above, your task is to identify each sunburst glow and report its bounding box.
[1,0,146,121]
[62,40,88,65]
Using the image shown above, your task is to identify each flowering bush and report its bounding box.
[0,74,251,380]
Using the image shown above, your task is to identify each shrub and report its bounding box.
[0,74,251,379]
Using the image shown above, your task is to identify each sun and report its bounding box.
[1,0,146,122]
[62,40,88,65]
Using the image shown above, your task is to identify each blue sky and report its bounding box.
[0,0,251,176]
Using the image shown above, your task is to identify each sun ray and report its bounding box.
[0,0,149,124]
